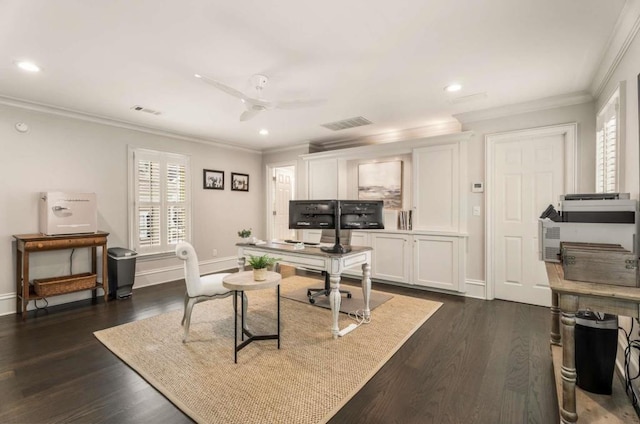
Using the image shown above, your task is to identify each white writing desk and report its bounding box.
[236,242,373,338]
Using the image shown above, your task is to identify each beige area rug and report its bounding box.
[282,284,393,313]
[94,275,442,424]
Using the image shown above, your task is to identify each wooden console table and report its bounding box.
[14,232,110,318]
[546,262,640,423]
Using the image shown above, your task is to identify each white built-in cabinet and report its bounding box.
[341,230,465,292]
[370,233,411,282]
[301,131,471,294]
[413,234,463,291]
[307,158,346,199]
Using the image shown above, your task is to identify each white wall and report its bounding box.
[1,104,263,314]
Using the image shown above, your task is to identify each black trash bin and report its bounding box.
[107,247,137,299]
[575,310,618,395]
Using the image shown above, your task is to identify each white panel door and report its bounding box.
[308,159,338,199]
[492,133,565,306]
[413,144,459,231]
[274,167,295,240]
[413,235,461,291]
[371,233,411,283]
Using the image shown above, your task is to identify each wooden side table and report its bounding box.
[222,271,281,363]
[13,232,110,318]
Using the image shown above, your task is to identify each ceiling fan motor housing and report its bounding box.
[252,74,268,90]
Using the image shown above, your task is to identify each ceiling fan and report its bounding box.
[195,73,324,121]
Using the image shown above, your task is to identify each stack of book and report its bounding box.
[398,210,412,230]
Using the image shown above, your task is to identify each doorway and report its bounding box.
[486,124,576,306]
[267,164,296,241]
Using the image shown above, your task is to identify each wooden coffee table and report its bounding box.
[222,271,281,363]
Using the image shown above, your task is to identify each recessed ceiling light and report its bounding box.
[15,61,41,72]
[444,83,462,92]
[259,129,269,136]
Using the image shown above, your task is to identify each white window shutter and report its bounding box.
[130,149,191,253]
[595,88,619,193]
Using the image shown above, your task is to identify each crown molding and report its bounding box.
[0,95,261,155]
[262,142,312,155]
[590,0,640,98]
[453,91,593,124]
[300,130,473,161]
[311,120,461,151]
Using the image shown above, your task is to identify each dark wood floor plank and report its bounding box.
[0,274,559,424]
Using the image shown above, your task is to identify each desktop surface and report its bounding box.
[237,241,372,257]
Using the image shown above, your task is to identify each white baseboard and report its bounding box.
[0,255,238,316]
[465,279,487,299]
[0,292,16,316]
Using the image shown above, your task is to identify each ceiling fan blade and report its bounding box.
[274,99,326,110]
[197,75,250,101]
[239,109,261,121]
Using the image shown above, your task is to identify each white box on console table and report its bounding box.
[39,192,97,235]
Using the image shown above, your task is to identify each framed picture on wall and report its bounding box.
[358,160,402,209]
[203,169,224,190]
[231,172,249,192]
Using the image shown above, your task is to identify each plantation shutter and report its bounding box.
[166,162,187,245]
[595,89,619,193]
[137,158,161,248]
[131,148,191,254]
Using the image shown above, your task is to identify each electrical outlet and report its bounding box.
[212,249,218,257]
[472,206,481,216]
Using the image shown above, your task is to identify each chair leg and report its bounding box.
[307,272,351,304]
[183,297,196,343]
[181,293,189,325]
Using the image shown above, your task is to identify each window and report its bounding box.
[595,87,621,193]
[129,147,191,254]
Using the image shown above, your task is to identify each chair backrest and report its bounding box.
[175,242,201,297]
[320,229,352,245]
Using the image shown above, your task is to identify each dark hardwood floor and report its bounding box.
[0,273,558,423]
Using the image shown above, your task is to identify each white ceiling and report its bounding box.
[0,0,628,151]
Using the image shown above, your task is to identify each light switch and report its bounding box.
[472,206,481,216]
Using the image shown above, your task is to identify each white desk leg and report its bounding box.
[237,256,245,272]
[361,263,371,320]
[329,273,341,339]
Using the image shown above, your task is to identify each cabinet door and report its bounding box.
[302,230,322,243]
[413,235,462,291]
[308,159,338,199]
[413,144,459,232]
[350,231,369,247]
[371,233,411,283]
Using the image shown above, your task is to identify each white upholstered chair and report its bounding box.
[175,242,233,342]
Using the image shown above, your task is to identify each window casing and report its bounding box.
[595,87,621,193]
[129,147,191,254]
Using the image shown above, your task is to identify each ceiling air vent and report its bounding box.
[321,116,372,131]
[130,105,162,116]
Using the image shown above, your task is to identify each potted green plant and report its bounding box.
[237,228,252,241]
[247,254,281,281]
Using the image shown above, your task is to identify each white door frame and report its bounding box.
[265,160,296,241]
[485,123,578,300]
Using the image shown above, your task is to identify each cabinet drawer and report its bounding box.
[24,236,107,251]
